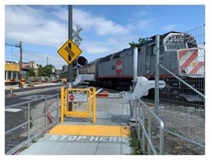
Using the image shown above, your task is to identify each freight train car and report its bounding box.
[80,31,205,101]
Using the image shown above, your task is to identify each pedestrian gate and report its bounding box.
[60,87,96,123]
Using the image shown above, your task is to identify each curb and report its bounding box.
[6,86,62,97]
[46,100,58,123]
[96,91,109,97]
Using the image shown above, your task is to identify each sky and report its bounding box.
[4,5,205,69]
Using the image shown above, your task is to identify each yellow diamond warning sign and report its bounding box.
[57,39,82,64]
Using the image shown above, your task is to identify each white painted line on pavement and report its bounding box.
[5,108,23,112]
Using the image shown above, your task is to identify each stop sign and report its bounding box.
[69,94,75,101]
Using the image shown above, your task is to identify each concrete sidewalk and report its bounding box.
[18,95,133,155]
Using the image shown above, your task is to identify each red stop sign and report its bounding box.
[69,94,75,101]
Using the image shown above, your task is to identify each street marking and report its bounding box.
[47,135,129,143]
[5,108,22,112]
[48,124,130,137]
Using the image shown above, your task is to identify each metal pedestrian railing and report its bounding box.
[130,99,164,155]
[5,94,60,155]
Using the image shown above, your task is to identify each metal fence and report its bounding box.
[156,25,205,154]
[130,99,164,155]
[5,94,60,155]
[186,24,205,47]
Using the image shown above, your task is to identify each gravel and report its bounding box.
[157,105,205,155]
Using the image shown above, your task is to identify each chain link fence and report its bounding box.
[157,25,205,154]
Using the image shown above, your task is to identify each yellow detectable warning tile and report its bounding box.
[48,124,130,137]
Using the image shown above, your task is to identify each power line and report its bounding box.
[5,41,23,79]
[5,42,19,47]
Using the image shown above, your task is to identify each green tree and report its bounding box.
[42,64,55,78]
[38,65,43,76]
[129,41,137,47]
[28,68,35,76]
[129,37,148,47]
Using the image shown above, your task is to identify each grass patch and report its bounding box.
[130,127,142,155]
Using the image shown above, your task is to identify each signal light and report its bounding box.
[77,56,88,66]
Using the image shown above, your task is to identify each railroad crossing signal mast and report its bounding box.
[67,6,83,88]
[57,5,83,111]
[73,25,82,47]
[68,5,73,89]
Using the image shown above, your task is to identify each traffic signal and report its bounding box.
[77,56,88,66]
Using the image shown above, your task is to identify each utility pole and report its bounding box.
[19,41,23,75]
[47,57,49,65]
[6,41,23,81]
[15,41,23,79]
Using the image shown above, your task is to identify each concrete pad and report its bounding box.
[18,96,133,155]
[19,134,131,155]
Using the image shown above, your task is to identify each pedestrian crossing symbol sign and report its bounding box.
[57,39,82,64]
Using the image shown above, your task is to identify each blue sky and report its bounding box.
[5,5,205,69]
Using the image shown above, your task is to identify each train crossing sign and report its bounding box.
[57,39,82,64]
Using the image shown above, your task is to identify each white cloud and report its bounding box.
[82,41,110,54]
[5,5,68,48]
[73,8,131,36]
[163,24,176,31]
[136,18,155,30]
[4,5,143,68]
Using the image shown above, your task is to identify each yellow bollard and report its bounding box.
[93,88,96,123]
[9,87,14,94]
[60,87,64,123]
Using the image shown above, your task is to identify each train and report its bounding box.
[79,31,205,102]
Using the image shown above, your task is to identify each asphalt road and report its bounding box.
[5,84,64,95]
[5,85,63,106]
